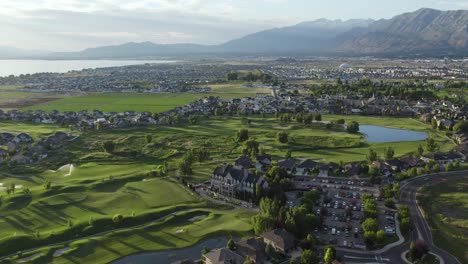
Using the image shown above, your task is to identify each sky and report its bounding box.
[0,0,467,51]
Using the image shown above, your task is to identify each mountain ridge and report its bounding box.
[4,8,468,59]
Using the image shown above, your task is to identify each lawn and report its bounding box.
[3,209,253,264]
[0,121,68,139]
[0,167,205,255]
[418,176,468,263]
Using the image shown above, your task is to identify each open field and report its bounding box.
[418,176,468,263]
[17,82,269,112]
[0,85,62,110]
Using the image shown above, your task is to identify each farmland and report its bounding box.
[12,83,269,113]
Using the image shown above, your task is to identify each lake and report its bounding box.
[0,60,177,77]
[360,125,428,143]
[111,237,230,264]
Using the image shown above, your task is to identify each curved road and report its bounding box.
[336,171,465,264]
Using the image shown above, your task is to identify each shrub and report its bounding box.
[112,214,123,223]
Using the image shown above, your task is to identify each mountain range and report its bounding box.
[2,8,467,59]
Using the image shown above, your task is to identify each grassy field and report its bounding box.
[3,209,253,264]
[418,176,468,263]
[0,121,68,139]
[19,82,269,112]
[0,113,456,262]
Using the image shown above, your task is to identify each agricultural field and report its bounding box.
[418,176,468,263]
[17,82,269,113]
[0,85,62,110]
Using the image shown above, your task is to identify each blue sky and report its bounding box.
[0,0,466,51]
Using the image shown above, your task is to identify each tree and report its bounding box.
[103,141,115,153]
[323,246,336,264]
[433,163,440,173]
[301,249,319,264]
[347,121,360,133]
[112,214,123,223]
[277,131,289,144]
[431,119,437,129]
[285,150,292,159]
[376,230,385,244]
[22,187,31,196]
[417,144,424,157]
[367,148,378,163]
[188,115,198,125]
[244,140,259,157]
[244,257,253,264]
[364,231,376,247]
[236,129,249,143]
[453,120,468,133]
[384,198,395,209]
[227,238,235,250]
[426,138,439,152]
[252,214,275,235]
[362,218,378,232]
[146,134,153,144]
[178,158,193,176]
[383,147,395,160]
[314,113,322,122]
[43,180,52,190]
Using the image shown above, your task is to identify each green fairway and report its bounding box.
[0,121,68,139]
[4,209,253,264]
[418,176,468,263]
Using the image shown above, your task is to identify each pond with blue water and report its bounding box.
[360,125,428,143]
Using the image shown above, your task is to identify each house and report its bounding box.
[421,151,463,165]
[0,132,14,144]
[371,161,392,176]
[13,133,33,144]
[236,238,267,263]
[43,132,69,149]
[255,155,272,172]
[385,159,405,172]
[10,153,32,164]
[296,159,318,177]
[211,165,268,199]
[260,229,295,254]
[344,162,362,177]
[277,159,296,174]
[399,155,425,169]
[319,162,341,175]
[203,248,244,264]
[0,148,8,163]
[235,155,252,168]
[455,142,468,161]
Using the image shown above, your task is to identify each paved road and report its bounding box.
[335,171,466,264]
[398,172,465,264]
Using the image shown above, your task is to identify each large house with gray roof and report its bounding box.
[211,164,269,200]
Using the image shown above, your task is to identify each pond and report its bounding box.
[360,125,428,143]
[111,237,230,264]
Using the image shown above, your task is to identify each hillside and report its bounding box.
[339,8,468,55]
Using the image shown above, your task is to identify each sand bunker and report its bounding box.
[53,247,71,257]
[175,229,184,233]
[188,215,207,222]
[55,164,75,177]
[16,253,42,263]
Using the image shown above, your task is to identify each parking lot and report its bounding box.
[288,177,398,250]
